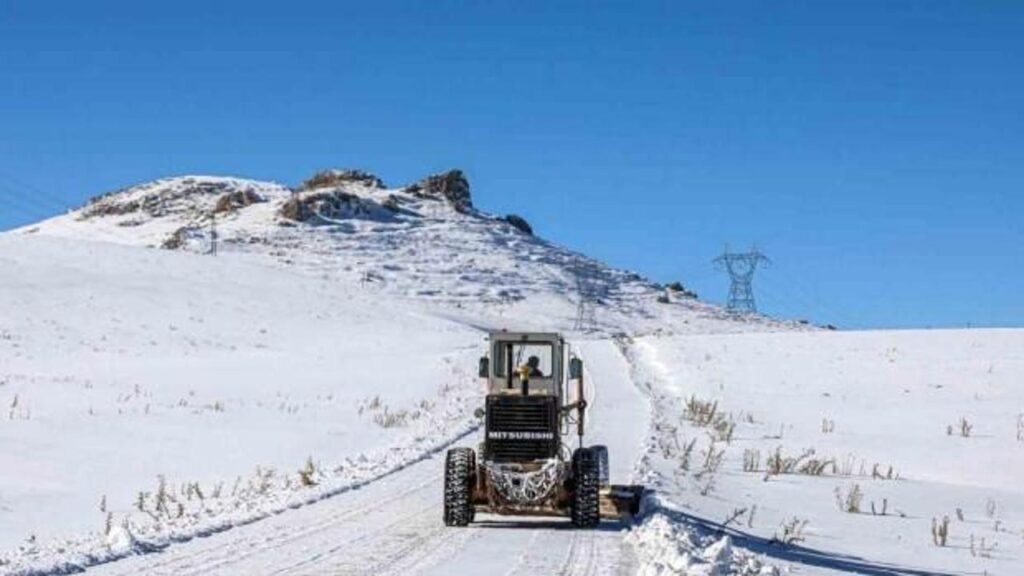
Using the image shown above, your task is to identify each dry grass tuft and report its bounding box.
[970,534,997,558]
[932,515,950,547]
[835,484,864,513]
[299,457,319,487]
[871,463,899,480]
[743,449,761,473]
[678,437,697,472]
[684,395,719,426]
[682,395,736,443]
[947,417,973,438]
[763,447,833,480]
[772,517,809,546]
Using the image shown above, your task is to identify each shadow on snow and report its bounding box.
[657,505,975,576]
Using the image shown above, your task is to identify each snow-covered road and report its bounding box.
[82,340,649,576]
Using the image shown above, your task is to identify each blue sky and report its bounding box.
[1,1,1021,329]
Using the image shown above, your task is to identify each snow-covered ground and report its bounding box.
[1,169,1020,575]
[0,235,483,558]
[624,330,1024,575]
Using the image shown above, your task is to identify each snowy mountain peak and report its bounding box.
[14,168,790,336]
[80,175,291,223]
[281,168,475,225]
[69,168,477,233]
[299,169,387,191]
[406,169,473,212]
[26,168,504,253]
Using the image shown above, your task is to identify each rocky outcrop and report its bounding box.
[81,179,234,220]
[406,169,472,212]
[300,169,385,191]
[382,195,402,212]
[161,226,197,250]
[279,190,393,223]
[214,189,265,214]
[503,214,533,235]
[665,281,698,299]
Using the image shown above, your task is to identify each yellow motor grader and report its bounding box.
[443,331,644,528]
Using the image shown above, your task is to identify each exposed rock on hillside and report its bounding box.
[666,281,698,299]
[79,177,277,221]
[300,169,385,191]
[407,169,472,212]
[503,214,533,235]
[214,189,265,214]
[161,226,201,250]
[279,190,395,223]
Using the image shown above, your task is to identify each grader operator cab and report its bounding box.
[443,331,644,528]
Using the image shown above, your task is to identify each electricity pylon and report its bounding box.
[208,212,218,256]
[713,246,769,313]
[573,279,596,332]
[572,264,601,332]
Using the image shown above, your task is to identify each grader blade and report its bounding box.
[599,485,645,519]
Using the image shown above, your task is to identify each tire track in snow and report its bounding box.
[266,502,439,575]
[372,525,480,576]
[95,471,438,576]
[561,529,630,576]
[493,526,581,576]
[558,530,590,576]
[494,524,625,576]
[500,530,541,576]
[84,450,477,576]
[171,473,464,576]
[320,513,473,576]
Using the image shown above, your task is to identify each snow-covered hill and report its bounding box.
[15,169,791,336]
[1,169,1020,575]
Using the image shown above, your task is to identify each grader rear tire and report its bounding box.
[444,448,475,526]
[592,445,610,489]
[571,447,600,528]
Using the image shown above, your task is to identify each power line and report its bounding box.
[0,169,80,215]
[0,173,142,245]
[712,246,770,313]
[0,180,68,221]
[757,266,860,328]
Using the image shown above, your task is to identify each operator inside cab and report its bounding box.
[517,355,545,380]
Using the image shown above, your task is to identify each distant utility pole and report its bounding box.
[208,212,218,256]
[573,267,599,333]
[713,246,769,313]
[573,279,595,332]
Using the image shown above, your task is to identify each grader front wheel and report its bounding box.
[444,448,475,526]
[570,447,601,528]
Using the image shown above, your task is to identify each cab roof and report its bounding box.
[487,331,562,343]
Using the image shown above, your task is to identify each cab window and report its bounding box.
[494,342,553,377]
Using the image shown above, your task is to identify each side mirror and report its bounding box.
[478,357,489,378]
[473,407,485,419]
[569,358,583,380]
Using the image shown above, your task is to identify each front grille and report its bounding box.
[485,395,559,462]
